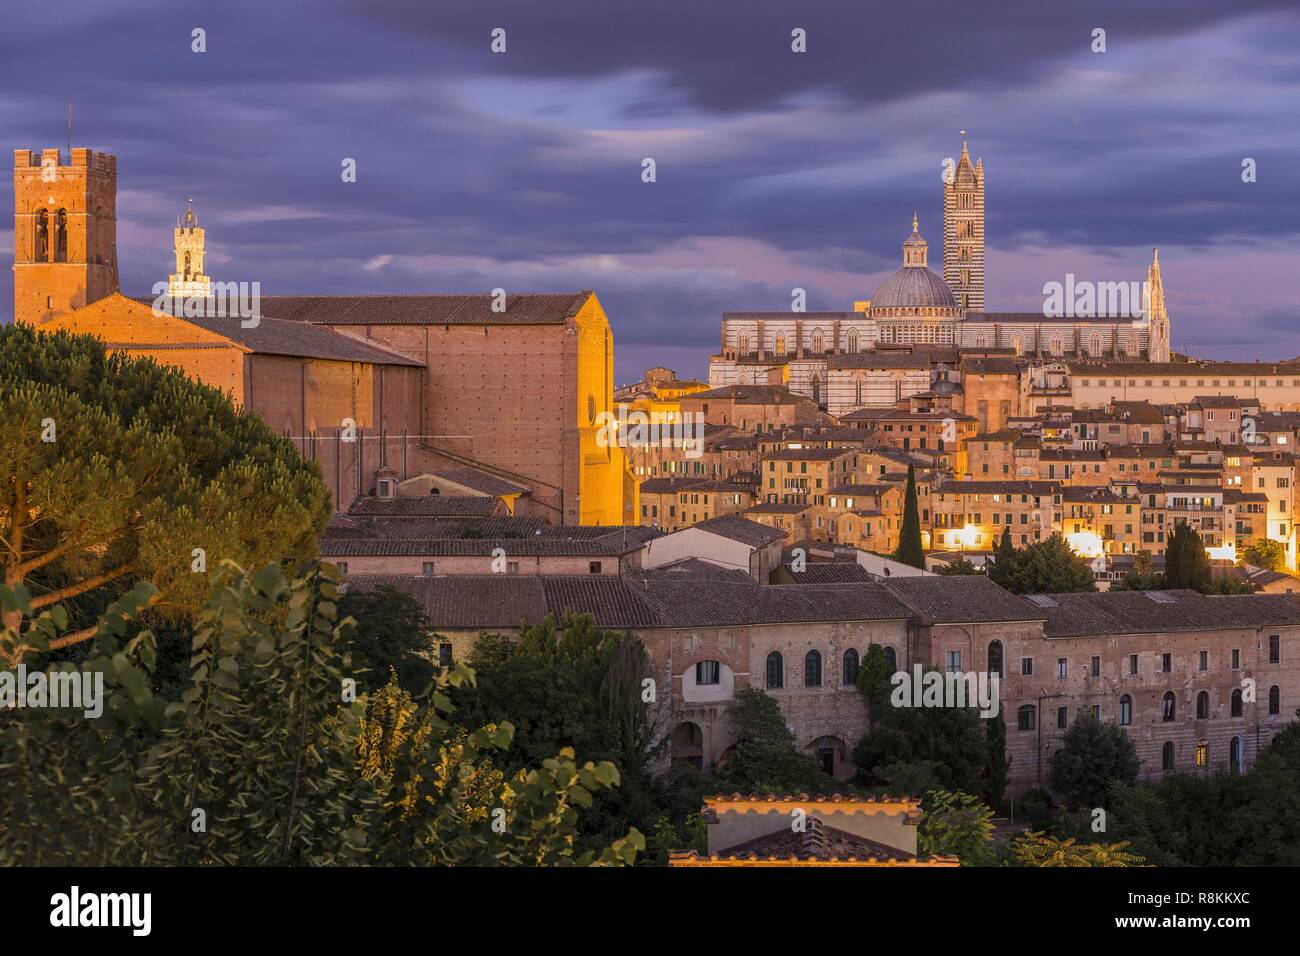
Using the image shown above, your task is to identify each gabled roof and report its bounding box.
[692,515,787,547]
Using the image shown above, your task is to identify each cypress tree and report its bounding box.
[1165,522,1212,591]
[895,463,925,568]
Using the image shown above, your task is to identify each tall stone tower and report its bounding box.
[1146,247,1171,362]
[943,134,985,312]
[13,148,118,325]
[169,197,211,298]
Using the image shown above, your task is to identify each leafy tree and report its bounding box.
[894,464,925,569]
[937,557,982,575]
[714,688,829,794]
[0,563,643,867]
[1106,720,1300,867]
[983,712,1010,808]
[0,324,329,658]
[1241,538,1286,572]
[1010,832,1146,867]
[1205,574,1257,595]
[451,614,659,851]
[854,665,992,796]
[988,533,1097,594]
[918,790,996,865]
[1015,787,1053,830]
[338,584,437,694]
[855,642,893,717]
[1164,522,1211,591]
[1048,714,1140,810]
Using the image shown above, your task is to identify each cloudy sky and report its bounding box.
[3,0,1298,382]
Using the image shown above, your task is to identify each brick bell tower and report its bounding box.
[13,147,119,326]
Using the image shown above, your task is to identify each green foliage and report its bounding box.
[894,464,925,569]
[855,642,893,717]
[1241,538,1286,572]
[1048,713,1140,810]
[0,324,329,656]
[0,564,642,867]
[1015,787,1054,830]
[936,557,982,575]
[1106,720,1300,866]
[451,613,658,852]
[854,665,992,796]
[918,790,996,865]
[337,584,437,694]
[1164,522,1211,591]
[1010,831,1146,866]
[987,532,1097,594]
[713,688,831,794]
[1204,574,1257,595]
[983,712,1010,808]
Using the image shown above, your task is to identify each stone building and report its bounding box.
[353,568,1300,794]
[13,146,633,524]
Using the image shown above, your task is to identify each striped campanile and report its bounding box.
[943,132,984,313]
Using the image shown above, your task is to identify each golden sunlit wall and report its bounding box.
[575,293,636,525]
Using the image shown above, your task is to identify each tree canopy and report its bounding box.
[1047,713,1140,809]
[987,532,1097,594]
[0,324,330,658]
[0,562,642,866]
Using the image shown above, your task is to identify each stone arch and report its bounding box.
[669,721,704,769]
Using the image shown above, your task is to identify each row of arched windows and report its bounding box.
[33,208,69,263]
[1017,685,1281,732]
[766,646,895,689]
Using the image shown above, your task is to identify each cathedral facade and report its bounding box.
[709,137,1172,407]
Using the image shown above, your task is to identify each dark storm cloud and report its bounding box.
[1,0,1299,382]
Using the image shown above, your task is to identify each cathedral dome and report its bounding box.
[871,265,959,311]
[869,216,960,316]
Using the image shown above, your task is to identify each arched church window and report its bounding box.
[54,209,68,263]
[184,251,192,277]
[737,333,749,356]
[1090,334,1102,356]
[774,334,786,357]
[847,329,859,354]
[854,378,863,407]
[35,209,49,262]
[811,329,824,353]
[1012,336,1023,356]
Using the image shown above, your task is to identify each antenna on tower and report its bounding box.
[67,98,72,160]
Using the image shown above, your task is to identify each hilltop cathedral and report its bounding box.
[709,137,1172,402]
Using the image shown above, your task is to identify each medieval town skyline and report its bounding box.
[3,0,1300,383]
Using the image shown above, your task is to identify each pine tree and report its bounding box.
[895,463,925,569]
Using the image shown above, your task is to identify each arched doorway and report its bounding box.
[669,721,704,769]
